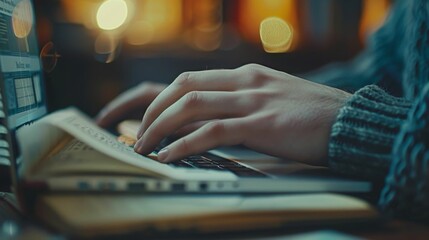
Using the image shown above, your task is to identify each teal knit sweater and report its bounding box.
[309,0,429,221]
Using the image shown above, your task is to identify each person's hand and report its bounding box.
[96,82,167,128]
[133,64,351,166]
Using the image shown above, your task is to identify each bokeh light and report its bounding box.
[126,21,154,46]
[125,0,182,45]
[260,17,293,53]
[96,0,128,31]
[184,0,223,51]
[359,0,390,41]
[236,0,298,48]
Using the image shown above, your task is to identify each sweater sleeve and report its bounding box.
[378,83,429,221]
[328,85,412,182]
[329,83,429,221]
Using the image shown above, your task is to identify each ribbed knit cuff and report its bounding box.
[329,85,412,181]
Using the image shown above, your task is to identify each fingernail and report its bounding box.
[134,139,144,153]
[157,148,169,162]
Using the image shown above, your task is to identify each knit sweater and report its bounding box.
[309,0,429,221]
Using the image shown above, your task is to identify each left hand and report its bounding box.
[96,82,167,128]
[133,64,351,166]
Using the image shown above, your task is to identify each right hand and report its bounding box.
[133,64,350,165]
[96,82,167,128]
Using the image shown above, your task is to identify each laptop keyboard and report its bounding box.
[153,140,267,178]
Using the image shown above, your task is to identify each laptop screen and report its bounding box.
[0,0,46,172]
[0,0,47,130]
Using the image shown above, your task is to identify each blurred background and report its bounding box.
[33,0,392,117]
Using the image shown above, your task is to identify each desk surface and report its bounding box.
[1,191,429,239]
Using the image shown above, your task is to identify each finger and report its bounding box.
[134,91,248,155]
[137,69,242,138]
[156,118,249,163]
[173,120,211,137]
[96,83,165,128]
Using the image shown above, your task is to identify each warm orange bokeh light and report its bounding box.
[359,0,391,42]
[236,0,299,50]
[125,0,182,45]
[260,17,293,53]
[61,0,100,29]
[59,0,389,53]
[183,0,223,51]
[96,0,128,31]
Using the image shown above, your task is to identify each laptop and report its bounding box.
[1,0,371,195]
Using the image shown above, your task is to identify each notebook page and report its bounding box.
[35,138,154,176]
[32,108,235,181]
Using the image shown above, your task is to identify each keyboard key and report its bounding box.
[171,161,194,168]
[149,140,268,177]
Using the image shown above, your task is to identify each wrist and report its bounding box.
[321,87,352,164]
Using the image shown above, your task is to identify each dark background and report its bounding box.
[32,0,391,117]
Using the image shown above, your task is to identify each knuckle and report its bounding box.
[183,91,202,108]
[241,63,262,71]
[239,64,270,87]
[249,90,266,101]
[174,72,193,87]
[253,111,281,128]
[205,121,226,138]
[251,74,270,87]
[178,137,192,154]
[245,91,269,108]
